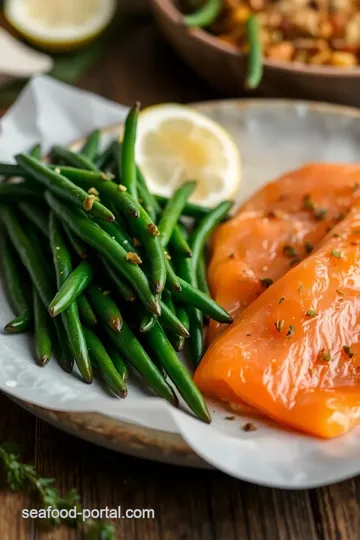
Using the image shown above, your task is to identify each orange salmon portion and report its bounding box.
[208,164,360,343]
[196,204,360,438]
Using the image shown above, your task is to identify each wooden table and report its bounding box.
[1,12,360,540]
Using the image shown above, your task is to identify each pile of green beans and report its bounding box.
[0,109,234,424]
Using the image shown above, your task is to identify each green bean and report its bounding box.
[95,140,116,170]
[101,258,136,303]
[94,219,133,253]
[184,0,222,27]
[77,294,98,327]
[58,167,166,293]
[165,259,182,292]
[139,312,157,333]
[159,300,189,338]
[45,192,160,316]
[63,225,89,259]
[136,173,157,222]
[80,129,100,161]
[157,182,196,248]
[82,327,127,398]
[197,252,210,297]
[144,321,211,423]
[49,261,94,317]
[18,202,49,237]
[51,145,99,172]
[170,226,192,258]
[89,288,177,404]
[191,201,233,280]
[49,211,93,383]
[156,195,212,220]
[0,228,33,333]
[245,14,263,90]
[176,257,204,367]
[172,307,189,352]
[0,206,73,371]
[87,284,123,332]
[33,288,52,366]
[0,183,42,200]
[100,336,129,381]
[121,103,140,199]
[15,154,114,222]
[29,143,41,160]
[0,163,24,177]
[173,275,231,323]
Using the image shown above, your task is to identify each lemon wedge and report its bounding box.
[135,104,241,207]
[5,0,116,52]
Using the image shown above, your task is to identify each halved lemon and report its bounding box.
[4,0,116,52]
[135,104,241,207]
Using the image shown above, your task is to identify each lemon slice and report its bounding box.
[5,0,116,52]
[135,104,241,207]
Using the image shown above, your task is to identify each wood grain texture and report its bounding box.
[1,11,360,540]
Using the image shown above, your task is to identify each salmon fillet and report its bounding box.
[196,201,360,438]
[208,163,360,343]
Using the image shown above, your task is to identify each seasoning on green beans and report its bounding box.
[49,261,94,317]
[121,103,140,199]
[45,192,161,316]
[83,326,127,398]
[33,288,52,366]
[15,154,114,222]
[80,129,100,161]
[49,211,93,383]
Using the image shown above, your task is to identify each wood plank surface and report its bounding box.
[0,10,359,540]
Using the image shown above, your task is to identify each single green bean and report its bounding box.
[82,326,127,398]
[51,145,99,172]
[94,219,134,253]
[197,252,210,297]
[144,321,211,423]
[58,167,166,293]
[172,306,189,352]
[95,140,116,170]
[100,335,129,381]
[63,225,89,259]
[176,257,204,367]
[173,275,231,323]
[136,174,157,222]
[89,288,177,404]
[49,212,93,383]
[33,288,52,366]
[49,261,94,317]
[121,103,140,198]
[29,143,41,160]
[45,192,160,315]
[170,226,192,258]
[184,0,222,28]
[18,202,49,237]
[159,300,189,338]
[157,181,196,248]
[87,284,123,332]
[77,294,98,327]
[0,228,32,333]
[139,312,157,333]
[156,195,212,220]
[165,259,182,292]
[245,14,263,90]
[191,200,233,280]
[80,129,100,161]
[15,154,114,222]
[0,163,24,177]
[101,258,136,303]
[0,183,42,200]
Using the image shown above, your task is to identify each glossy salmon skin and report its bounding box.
[207,164,360,343]
[196,201,360,438]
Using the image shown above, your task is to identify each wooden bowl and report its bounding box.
[151,0,360,107]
